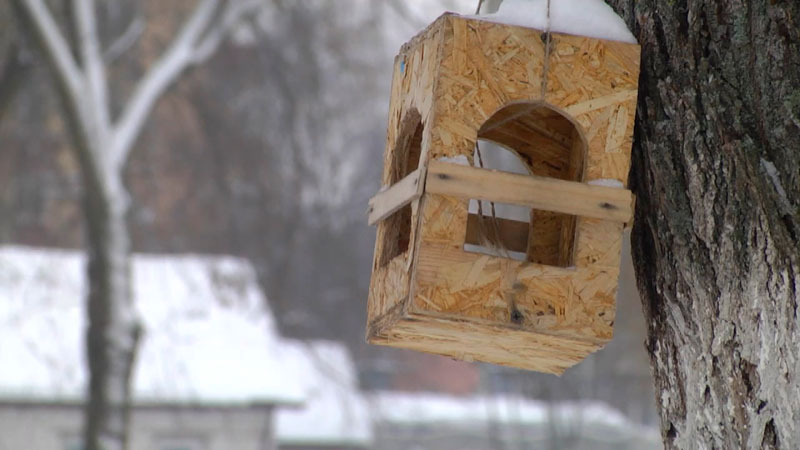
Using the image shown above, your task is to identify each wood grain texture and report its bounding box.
[367,12,639,373]
[426,160,634,222]
[368,167,424,226]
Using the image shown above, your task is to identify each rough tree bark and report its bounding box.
[12,1,263,449]
[606,0,800,448]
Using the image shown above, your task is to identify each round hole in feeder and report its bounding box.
[378,109,424,268]
[467,102,588,267]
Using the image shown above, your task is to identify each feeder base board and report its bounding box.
[367,310,606,375]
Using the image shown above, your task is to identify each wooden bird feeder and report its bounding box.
[365,13,640,374]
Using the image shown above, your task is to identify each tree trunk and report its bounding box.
[11,2,263,449]
[607,0,800,448]
[82,166,140,450]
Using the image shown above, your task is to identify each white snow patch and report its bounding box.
[372,392,635,426]
[275,341,373,446]
[371,392,659,442]
[437,155,471,166]
[0,246,305,405]
[588,178,625,188]
[466,0,637,44]
[760,158,792,212]
[373,392,546,424]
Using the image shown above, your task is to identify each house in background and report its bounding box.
[0,246,312,450]
[0,245,657,450]
[275,341,372,450]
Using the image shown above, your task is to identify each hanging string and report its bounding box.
[541,0,553,98]
[473,141,511,259]
[470,0,553,261]
[546,0,552,32]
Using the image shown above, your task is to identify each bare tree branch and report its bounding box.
[111,0,222,167]
[103,15,145,63]
[74,0,111,143]
[192,0,262,64]
[12,0,83,108]
[12,0,110,183]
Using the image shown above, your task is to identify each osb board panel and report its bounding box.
[381,17,445,186]
[545,33,639,184]
[367,14,639,369]
[569,268,618,334]
[412,241,615,343]
[417,192,469,246]
[367,250,411,325]
[368,312,602,374]
[411,191,616,342]
[371,18,444,302]
[568,102,637,183]
[428,15,548,161]
[573,217,625,269]
[545,33,640,111]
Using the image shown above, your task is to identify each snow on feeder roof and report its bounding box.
[469,0,637,44]
[365,9,640,374]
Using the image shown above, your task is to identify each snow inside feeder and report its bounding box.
[365,6,640,374]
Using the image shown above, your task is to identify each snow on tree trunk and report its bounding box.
[83,168,139,450]
[607,0,800,448]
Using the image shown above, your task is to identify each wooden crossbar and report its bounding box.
[367,167,425,226]
[426,161,634,223]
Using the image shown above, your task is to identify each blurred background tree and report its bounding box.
[10,0,267,448]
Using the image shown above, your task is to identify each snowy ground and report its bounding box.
[0,245,656,448]
[0,245,372,446]
[0,246,304,404]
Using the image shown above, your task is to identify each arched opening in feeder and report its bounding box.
[378,110,423,267]
[465,102,587,267]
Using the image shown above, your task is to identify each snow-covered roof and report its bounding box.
[275,341,373,447]
[0,245,305,406]
[467,0,637,44]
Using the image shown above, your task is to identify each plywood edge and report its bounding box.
[407,307,610,347]
[366,299,408,343]
[398,12,453,57]
[371,310,605,375]
[367,194,431,343]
